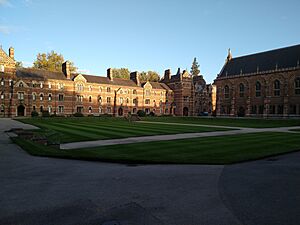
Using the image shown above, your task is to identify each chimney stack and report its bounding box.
[62,61,71,79]
[226,48,232,62]
[9,47,14,59]
[107,68,113,81]
[164,69,171,80]
[130,71,140,86]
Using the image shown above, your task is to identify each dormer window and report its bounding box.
[77,83,84,92]
[19,82,24,88]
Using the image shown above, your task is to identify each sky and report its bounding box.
[1,0,300,83]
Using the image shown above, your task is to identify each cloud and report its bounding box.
[0,0,12,7]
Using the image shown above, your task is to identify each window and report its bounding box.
[58,94,64,101]
[145,99,150,104]
[107,87,111,93]
[19,82,24,88]
[126,98,129,104]
[133,108,137,114]
[145,108,150,114]
[59,83,64,90]
[0,92,4,99]
[224,85,229,99]
[58,106,64,113]
[18,92,24,100]
[89,85,92,92]
[77,106,83,113]
[133,90,137,95]
[0,65,4,72]
[88,107,92,113]
[239,83,245,97]
[32,93,36,101]
[274,80,280,96]
[98,96,102,103]
[40,94,44,101]
[107,107,111,113]
[119,97,123,104]
[99,107,103,114]
[9,80,13,87]
[40,106,43,112]
[295,78,300,95]
[145,90,150,96]
[107,97,111,104]
[133,98,138,105]
[40,83,43,88]
[48,82,52,89]
[77,95,83,102]
[89,96,92,102]
[48,94,52,101]
[1,105,4,113]
[1,79,4,86]
[77,83,84,92]
[183,96,189,102]
[48,106,52,113]
[99,87,102,92]
[255,81,261,97]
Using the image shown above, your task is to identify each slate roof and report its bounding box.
[16,68,169,89]
[219,44,300,78]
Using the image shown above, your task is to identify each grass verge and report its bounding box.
[12,132,300,164]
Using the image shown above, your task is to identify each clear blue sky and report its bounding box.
[1,0,300,83]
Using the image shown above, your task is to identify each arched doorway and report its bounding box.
[238,106,245,117]
[183,107,189,116]
[17,105,25,117]
[118,107,123,116]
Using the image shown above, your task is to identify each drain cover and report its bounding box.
[102,221,120,225]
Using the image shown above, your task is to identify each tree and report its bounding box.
[139,71,160,82]
[15,61,23,68]
[33,50,77,73]
[190,57,200,76]
[112,68,130,79]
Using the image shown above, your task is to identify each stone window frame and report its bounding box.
[274,80,281,96]
[107,96,111,104]
[58,94,64,101]
[88,95,92,103]
[32,92,37,101]
[145,99,150,105]
[58,105,64,114]
[0,78,4,86]
[88,106,92,113]
[39,93,44,101]
[48,93,52,101]
[295,77,300,95]
[133,89,137,95]
[224,85,230,99]
[239,83,245,98]
[255,81,261,97]
[0,91,4,100]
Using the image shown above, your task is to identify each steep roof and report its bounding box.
[16,68,67,80]
[218,44,300,78]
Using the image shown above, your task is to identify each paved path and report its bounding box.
[61,121,300,149]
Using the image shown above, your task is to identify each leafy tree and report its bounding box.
[15,61,23,68]
[190,57,200,76]
[33,50,77,73]
[139,71,160,82]
[112,68,130,79]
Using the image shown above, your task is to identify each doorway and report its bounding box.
[17,105,25,117]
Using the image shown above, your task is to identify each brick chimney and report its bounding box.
[62,61,71,79]
[130,71,140,86]
[9,47,14,59]
[107,68,113,81]
[164,69,171,80]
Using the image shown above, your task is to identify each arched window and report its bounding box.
[126,98,129,104]
[107,87,111,92]
[48,94,52,101]
[32,93,36,101]
[0,78,4,86]
[19,82,24,88]
[239,83,245,97]
[224,85,229,99]
[255,81,261,97]
[274,80,280,96]
[0,92,4,99]
[40,93,44,101]
[98,96,102,103]
[89,96,92,102]
[89,85,92,91]
[295,78,300,95]
[88,106,92,113]
[77,83,84,92]
[133,89,137,95]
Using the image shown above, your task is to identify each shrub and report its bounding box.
[100,113,113,117]
[149,111,155,117]
[41,110,50,117]
[73,112,84,117]
[137,110,146,117]
[31,111,39,117]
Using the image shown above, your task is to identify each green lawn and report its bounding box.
[142,116,300,128]
[12,132,300,164]
[16,117,231,143]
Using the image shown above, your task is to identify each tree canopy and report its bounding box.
[33,50,77,73]
[190,57,200,76]
[112,68,130,79]
[139,71,160,82]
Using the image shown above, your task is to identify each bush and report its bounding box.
[31,111,39,117]
[41,110,50,117]
[100,113,113,117]
[137,110,146,117]
[73,112,84,117]
[149,111,155,117]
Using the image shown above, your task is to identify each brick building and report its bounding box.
[0,46,213,117]
[214,44,300,117]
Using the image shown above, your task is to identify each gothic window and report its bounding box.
[295,78,300,95]
[58,106,64,113]
[107,87,111,93]
[239,83,245,97]
[58,94,64,101]
[48,106,52,113]
[40,82,43,89]
[1,78,4,86]
[89,96,92,102]
[40,93,44,101]
[18,92,24,100]
[59,83,64,90]
[145,99,150,104]
[133,89,137,94]
[48,94,52,101]
[32,93,36,101]
[19,82,24,88]
[48,82,52,89]
[126,98,129,104]
[133,98,137,105]
[255,81,261,97]
[77,83,84,92]
[145,90,150,96]
[77,95,83,102]
[88,107,92,113]
[274,80,280,96]
[98,96,102,103]
[0,92,4,99]
[89,85,92,92]
[99,107,102,113]
[107,97,111,104]
[119,97,123,104]
[224,85,229,99]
